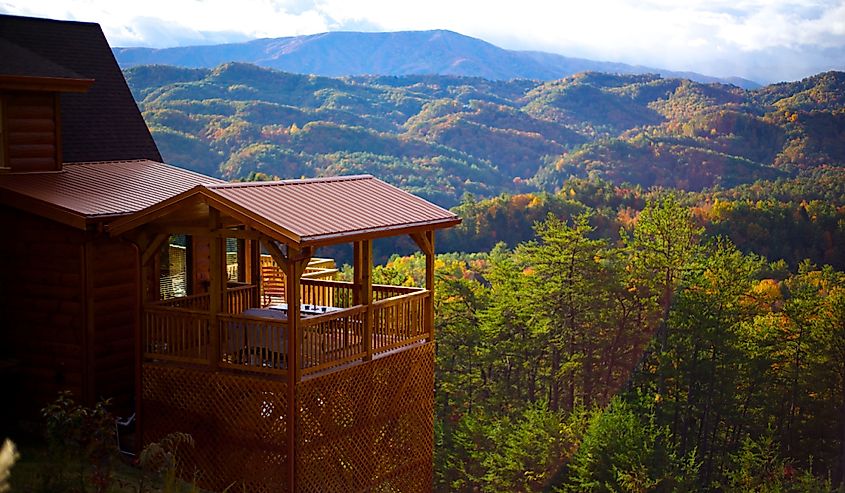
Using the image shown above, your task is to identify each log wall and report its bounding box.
[0,207,85,425]
[85,238,139,416]
[2,92,61,172]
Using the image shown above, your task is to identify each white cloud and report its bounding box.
[1,0,843,81]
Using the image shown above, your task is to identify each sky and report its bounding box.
[2,0,844,83]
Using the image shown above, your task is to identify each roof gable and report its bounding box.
[0,14,162,163]
[109,175,461,246]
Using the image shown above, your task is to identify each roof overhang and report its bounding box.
[0,186,88,229]
[0,74,94,92]
[108,176,462,248]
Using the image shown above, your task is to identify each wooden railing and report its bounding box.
[143,306,211,364]
[300,279,424,307]
[373,284,423,301]
[301,305,367,376]
[219,314,288,375]
[372,291,429,354]
[301,279,354,308]
[153,285,259,314]
[156,292,210,311]
[143,284,431,378]
[226,284,258,314]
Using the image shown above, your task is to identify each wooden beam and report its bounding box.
[208,209,223,370]
[281,244,310,493]
[354,240,373,360]
[150,226,264,240]
[260,237,287,270]
[140,233,168,267]
[353,241,363,306]
[410,231,434,256]
[422,230,435,342]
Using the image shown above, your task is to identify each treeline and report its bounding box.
[440,174,845,271]
[372,195,844,491]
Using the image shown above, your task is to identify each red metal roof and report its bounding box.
[109,175,461,246]
[207,175,460,244]
[0,159,223,228]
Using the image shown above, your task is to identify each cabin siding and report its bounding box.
[86,239,138,415]
[3,92,60,172]
[0,206,85,423]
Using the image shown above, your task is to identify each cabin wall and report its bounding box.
[0,206,85,427]
[1,92,61,172]
[85,238,138,416]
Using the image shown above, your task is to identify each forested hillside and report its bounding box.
[368,195,845,492]
[126,65,844,209]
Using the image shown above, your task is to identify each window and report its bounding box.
[159,235,191,299]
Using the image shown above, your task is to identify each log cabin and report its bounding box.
[0,13,460,492]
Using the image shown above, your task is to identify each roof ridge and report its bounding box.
[208,174,374,189]
[64,159,151,166]
[63,160,225,183]
[0,14,101,27]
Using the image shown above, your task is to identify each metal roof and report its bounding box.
[209,175,460,243]
[0,159,223,228]
[109,175,461,246]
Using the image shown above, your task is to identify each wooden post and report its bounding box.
[208,209,222,369]
[261,238,311,492]
[251,239,261,307]
[425,230,435,342]
[411,230,436,342]
[354,240,373,360]
[353,241,363,306]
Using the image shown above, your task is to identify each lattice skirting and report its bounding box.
[141,342,434,492]
[298,342,435,492]
[142,364,289,492]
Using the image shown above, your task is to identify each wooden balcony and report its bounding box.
[143,279,430,378]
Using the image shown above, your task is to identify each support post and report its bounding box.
[246,238,261,308]
[354,240,373,360]
[208,209,223,369]
[411,230,436,342]
[261,238,311,492]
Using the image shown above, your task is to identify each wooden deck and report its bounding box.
[143,278,430,378]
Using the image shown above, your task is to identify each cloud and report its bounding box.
[1,0,843,81]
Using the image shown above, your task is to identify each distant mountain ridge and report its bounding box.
[124,61,843,208]
[113,29,761,89]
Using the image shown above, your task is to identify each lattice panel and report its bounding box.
[142,364,289,492]
[297,342,435,492]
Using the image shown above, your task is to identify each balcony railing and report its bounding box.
[143,281,429,378]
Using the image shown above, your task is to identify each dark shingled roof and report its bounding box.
[0,38,85,79]
[0,14,162,163]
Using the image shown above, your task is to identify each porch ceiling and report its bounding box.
[108,175,460,247]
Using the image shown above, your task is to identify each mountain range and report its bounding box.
[124,62,844,208]
[114,29,760,89]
